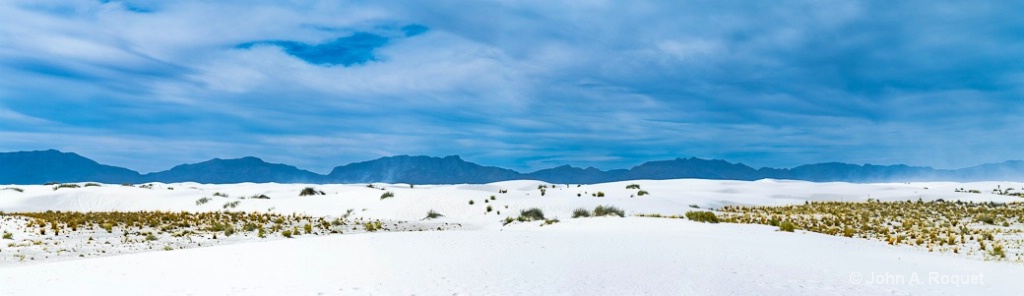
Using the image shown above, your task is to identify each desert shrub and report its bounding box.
[223,201,241,209]
[486,205,493,213]
[249,194,271,199]
[304,224,313,234]
[779,221,796,232]
[593,205,625,217]
[164,245,174,251]
[499,189,508,194]
[543,219,560,226]
[84,183,101,187]
[424,209,444,220]
[572,208,591,218]
[364,221,383,232]
[53,184,80,190]
[637,190,649,196]
[688,204,700,209]
[685,211,720,223]
[503,216,515,225]
[2,232,12,240]
[991,244,1007,258]
[517,208,545,222]
[195,197,211,205]
[1,187,23,193]
[299,187,325,196]
[380,191,395,200]
[469,200,475,205]
[44,182,58,186]
[540,188,546,196]
[592,191,605,197]
[490,195,496,201]
[145,233,158,241]
[213,192,228,198]
[626,184,641,189]
[976,215,996,225]
[281,230,293,238]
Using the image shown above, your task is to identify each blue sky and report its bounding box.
[1,0,1023,173]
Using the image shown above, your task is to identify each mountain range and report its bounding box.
[1,149,1022,185]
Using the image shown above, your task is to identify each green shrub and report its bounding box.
[503,216,515,225]
[223,201,240,209]
[213,192,228,198]
[2,232,12,240]
[282,230,293,238]
[304,224,313,234]
[572,208,591,218]
[145,233,158,241]
[626,184,641,189]
[249,194,271,199]
[163,245,174,251]
[637,190,649,196]
[84,183,101,187]
[195,197,211,205]
[364,221,383,232]
[976,215,996,225]
[1,187,23,193]
[424,209,444,220]
[380,191,395,200]
[517,208,545,222]
[53,184,80,190]
[991,244,1007,258]
[592,191,605,197]
[469,200,475,205]
[486,205,493,213]
[593,205,625,217]
[299,187,325,196]
[780,221,796,232]
[685,211,720,223]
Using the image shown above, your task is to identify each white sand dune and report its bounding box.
[1,179,1023,295]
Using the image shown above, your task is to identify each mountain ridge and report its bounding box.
[1,149,1022,184]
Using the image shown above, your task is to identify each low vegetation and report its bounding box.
[684,211,720,223]
[572,208,591,218]
[517,208,546,222]
[424,209,444,220]
[299,187,325,196]
[52,184,80,190]
[718,200,1024,260]
[380,191,395,200]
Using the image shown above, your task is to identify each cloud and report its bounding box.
[1,0,1022,172]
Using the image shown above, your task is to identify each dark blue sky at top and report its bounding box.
[0,0,1022,173]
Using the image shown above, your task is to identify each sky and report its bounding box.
[1,0,1023,174]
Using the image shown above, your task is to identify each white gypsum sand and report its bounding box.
[1,179,1023,295]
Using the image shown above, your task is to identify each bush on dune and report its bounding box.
[685,211,720,223]
[299,187,325,196]
[517,208,545,222]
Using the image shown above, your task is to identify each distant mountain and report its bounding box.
[524,165,627,184]
[786,163,945,182]
[142,157,323,184]
[327,155,520,184]
[0,150,142,184]
[2,149,1024,184]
